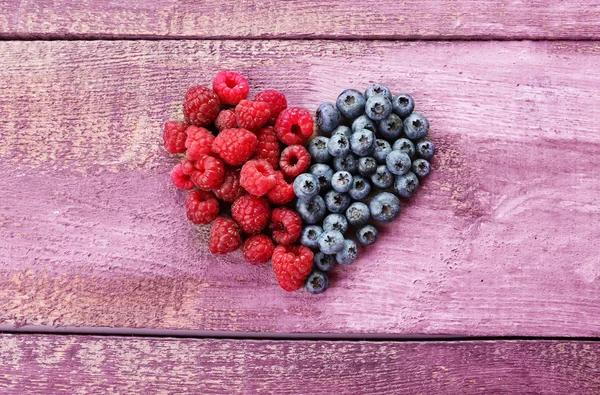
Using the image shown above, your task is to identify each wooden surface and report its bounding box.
[1,1,600,40]
[1,40,599,336]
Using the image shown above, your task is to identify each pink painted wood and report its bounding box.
[0,40,599,336]
[1,1,600,39]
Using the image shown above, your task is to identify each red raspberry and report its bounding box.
[185,190,219,225]
[275,107,314,145]
[254,90,287,124]
[212,71,249,106]
[209,217,242,254]
[279,145,311,177]
[163,121,188,154]
[183,85,221,127]
[254,126,280,169]
[266,171,295,205]
[272,244,314,292]
[170,162,195,190]
[235,100,271,132]
[240,159,277,196]
[185,126,215,161]
[191,155,224,191]
[213,167,244,202]
[243,234,274,265]
[231,195,270,234]
[270,208,302,245]
[212,128,257,166]
[214,109,237,131]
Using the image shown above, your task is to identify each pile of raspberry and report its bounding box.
[163,71,315,292]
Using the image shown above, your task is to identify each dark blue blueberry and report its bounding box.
[308,136,332,164]
[310,164,333,192]
[371,165,393,189]
[336,89,366,119]
[365,82,392,101]
[325,190,351,213]
[332,125,352,139]
[369,192,401,223]
[331,171,353,193]
[412,158,431,178]
[327,133,350,157]
[373,139,392,164]
[351,115,376,133]
[392,138,416,158]
[315,102,340,134]
[318,230,345,254]
[345,202,370,227]
[385,150,412,175]
[296,195,326,224]
[356,225,378,246]
[350,129,376,156]
[300,225,323,249]
[404,113,429,140]
[392,93,415,118]
[394,172,419,198]
[348,175,371,200]
[365,95,392,121]
[314,252,336,272]
[336,239,358,266]
[305,270,329,294]
[322,213,348,234]
[293,173,320,201]
[377,113,403,140]
[416,140,435,159]
[357,157,377,176]
[333,154,358,173]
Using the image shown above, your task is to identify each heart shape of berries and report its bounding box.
[163,72,434,294]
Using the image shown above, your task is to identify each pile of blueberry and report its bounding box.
[295,83,435,294]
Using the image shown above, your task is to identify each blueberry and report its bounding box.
[350,129,376,156]
[412,158,431,178]
[336,89,366,119]
[310,164,333,192]
[377,113,403,140]
[306,270,329,294]
[316,102,340,134]
[386,150,412,175]
[300,225,323,249]
[322,213,348,234]
[325,190,351,213]
[365,82,392,101]
[293,173,320,201]
[371,165,393,189]
[331,171,353,193]
[370,192,401,223]
[332,125,352,139]
[352,115,376,133]
[404,113,429,140]
[394,171,419,198]
[333,154,358,173]
[314,252,336,271]
[348,175,371,200]
[373,139,392,164]
[336,239,358,266]
[416,140,435,159]
[392,138,416,158]
[356,225,378,246]
[308,136,332,164]
[392,93,415,118]
[365,95,392,121]
[318,230,345,254]
[327,133,350,157]
[296,195,326,224]
[345,202,370,227]
[357,157,377,176]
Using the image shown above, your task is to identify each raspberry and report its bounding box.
[212,71,249,106]
[243,234,274,265]
[275,107,314,145]
[185,126,215,161]
[231,195,270,234]
[266,171,295,205]
[191,155,225,191]
[214,109,237,131]
[183,85,221,127]
[212,128,258,166]
[272,244,314,292]
[163,121,188,154]
[185,190,219,225]
[213,167,244,202]
[235,100,271,132]
[270,208,302,245]
[254,90,287,124]
[170,162,195,190]
[209,217,242,254]
[279,145,311,177]
[240,159,277,196]
[254,126,280,169]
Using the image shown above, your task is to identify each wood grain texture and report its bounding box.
[1,1,600,39]
[0,40,599,336]
[1,335,599,394]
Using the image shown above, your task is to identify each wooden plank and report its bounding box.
[0,40,600,336]
[0,335,599,394]
[1,1,600,40]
